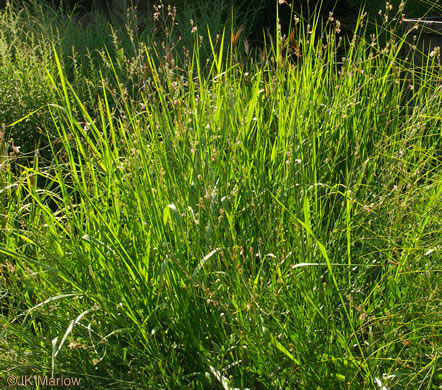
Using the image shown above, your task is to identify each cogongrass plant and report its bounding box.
[1,4,441,389]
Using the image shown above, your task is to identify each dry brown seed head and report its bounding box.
[335,20,341,34]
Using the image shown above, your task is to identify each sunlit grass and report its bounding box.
[1,1,441,388]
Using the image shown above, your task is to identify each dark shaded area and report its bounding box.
[240,0,440,46]
[0,0,130,14]
[2,1,438,47]
[49,0,153,15]
[51,0,113,13]
[236,0,339,46]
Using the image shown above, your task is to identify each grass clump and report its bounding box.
[1,1,441,388]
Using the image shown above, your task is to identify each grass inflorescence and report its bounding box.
[1,1,441,388]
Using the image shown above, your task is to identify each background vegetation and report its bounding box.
[1,0,441,388]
